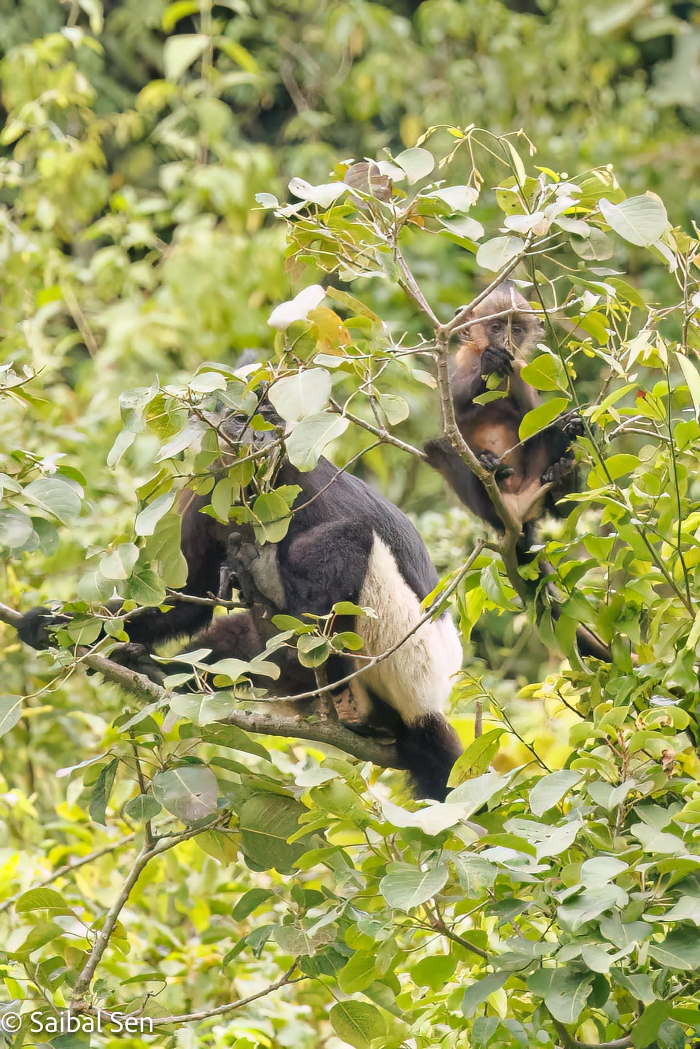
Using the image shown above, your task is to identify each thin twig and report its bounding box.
[0,834,136,915]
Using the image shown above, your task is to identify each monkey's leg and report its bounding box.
[280,522,381,731]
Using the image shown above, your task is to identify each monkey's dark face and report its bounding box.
[483,311,541,355]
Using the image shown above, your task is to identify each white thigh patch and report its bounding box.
[357,534,463,724]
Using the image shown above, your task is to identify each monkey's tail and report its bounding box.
[395,713,463,802]
[515,524,611,662]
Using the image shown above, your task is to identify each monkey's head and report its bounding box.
[460,281,542,360]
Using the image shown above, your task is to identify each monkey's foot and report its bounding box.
[332,685,373,730]
[541,452,575,485]
[481,345,514,377]
[478,450,513,480]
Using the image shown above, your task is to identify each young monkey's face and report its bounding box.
[467,285,542,360]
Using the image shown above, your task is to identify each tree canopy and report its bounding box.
[1,3,699,1049]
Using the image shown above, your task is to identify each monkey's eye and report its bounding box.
[511,324,523,337]
[490,320,504,333]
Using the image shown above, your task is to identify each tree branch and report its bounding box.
[0,602,401,769]
[71,821,221,1006]
[83,966,305,1027]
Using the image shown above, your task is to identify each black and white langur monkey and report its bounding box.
[424,280,583,561]
[18,405,464,801]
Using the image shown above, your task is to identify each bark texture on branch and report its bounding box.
[0,602,402,768]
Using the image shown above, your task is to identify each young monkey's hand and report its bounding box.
[559,412,585,439]
[481,345,514,377]
[478,450,514,480]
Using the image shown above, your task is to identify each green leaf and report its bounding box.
[170,691,239,725]
[579,856,628,884]
[448,729,505,785]
[201,723,270,759]
[15,888,70,914]
[330,1000,386,1048]
[633,1002,673,1049]
[447,770,509,816]
[269,368,332,422]
[519,397,569,441]
[648,928,700,970]
[296,634,331,667]
[599,194,669,247]
[394,147,434,183]
[0,510,34,550]
[164,34,208,80]
[519,353,567,392]
[476,235,525,272]
[152,765,218,823]
[337,951,377,994]
[377,392,409,426]
[239,793,309,873]
[24,477,82,522]
[99,542,140,581]
[412,954,457,990]
[134,491,176,537]
[462,973,508,1017]
[251,489,299,544]
[124,794,161,822]
[379,862,448,910]
[557,885,625,930]
[285,412,349,471]
[677,353,700,417]
[0,695,23,738]
[89,758,119,825]
[529,966,594,1024]
[231,888,272,921]
[529,771,582,816]
[588,453,639,488]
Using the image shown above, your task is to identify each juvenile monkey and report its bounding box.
[424,281,583,558]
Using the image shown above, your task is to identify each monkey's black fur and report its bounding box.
[18,408,463,800]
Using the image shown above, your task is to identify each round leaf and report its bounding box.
[152,765,218,823]
[380,862,448,910]
[599,194,669,247]
[268,368,332,422]
[476,235,525,272]
[395,147,434,184]
[330,1001,386,1049]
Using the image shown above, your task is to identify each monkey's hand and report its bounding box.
[481,345,514,377]
[16,606,70,650]
[541,451,576,485]
[557,412,585,439]
[478,450,514,480]
[108,642,166,686]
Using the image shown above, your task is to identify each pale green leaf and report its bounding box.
[152,765,218,823]
[599,194,669,247]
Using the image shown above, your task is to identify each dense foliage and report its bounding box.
[1,3,700,1049]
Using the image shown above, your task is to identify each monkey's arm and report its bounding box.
[16,492,225,652]
[423,438,503,531]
